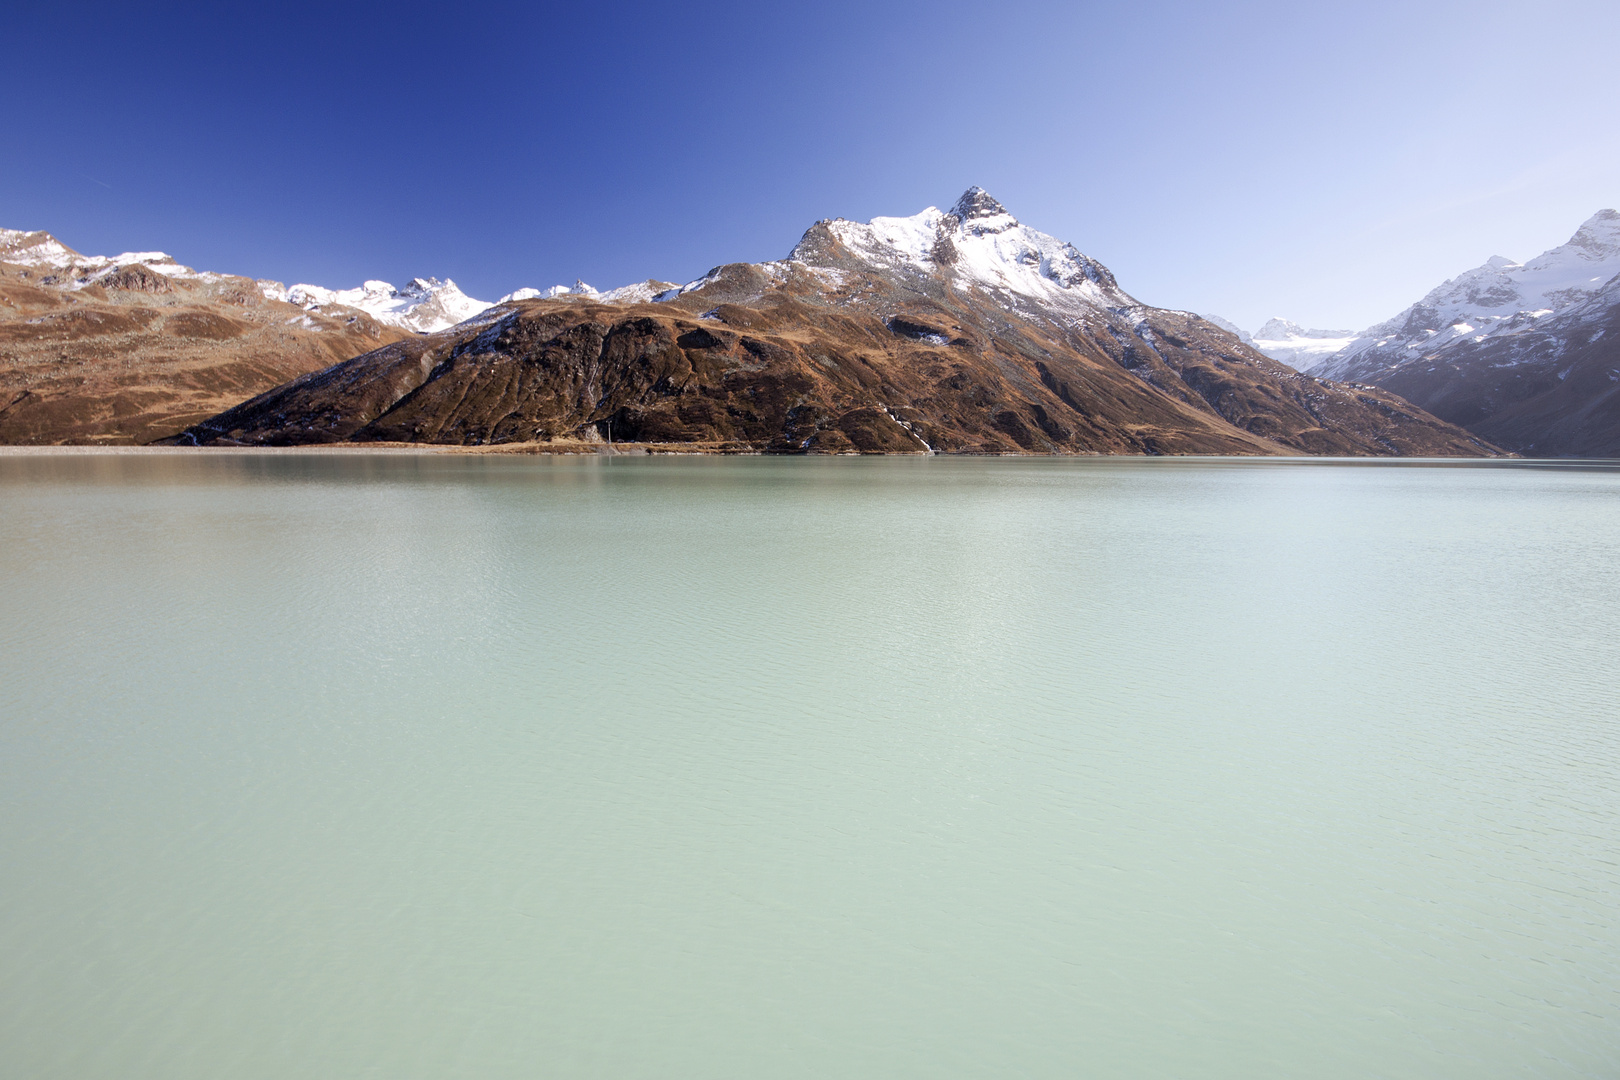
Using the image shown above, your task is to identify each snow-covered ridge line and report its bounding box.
[258,278,492,335]
[1203,211,1620,374]
[0,226,227,286]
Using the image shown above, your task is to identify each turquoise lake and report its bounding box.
[1,452,1617,1078]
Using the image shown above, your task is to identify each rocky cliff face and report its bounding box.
[168,190,1496,457]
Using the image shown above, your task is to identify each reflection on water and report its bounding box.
[2,453,1617,1079]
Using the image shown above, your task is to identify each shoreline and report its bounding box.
[1,444,1613,467]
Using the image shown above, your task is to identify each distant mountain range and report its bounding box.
[158,189,1491,456]
[1217,210,1620,455]
[0,228,407,442]
[0,225,646,335]
[0,226,684,442]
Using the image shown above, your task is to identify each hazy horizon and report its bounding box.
[5,0,1618,332]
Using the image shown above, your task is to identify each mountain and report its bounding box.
[500,280,681,305]
[1199,314,1252,344]
[1202,315,1360,371]
[1336,271,1620,455]
[0,229,413,443]
[261,277,491,334]
[0,226,666,443]
[1287,210,1620,455]
[1312,210,1620,382]
[166,189,1495,457]
[1249,319,1358,371]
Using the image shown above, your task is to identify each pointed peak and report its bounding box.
[1256,317,1303,339]
[949,187,1010,222]
[1566,209,1620,258]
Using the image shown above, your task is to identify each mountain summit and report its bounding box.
[949,186,1011,221]
[785,188,1125,324]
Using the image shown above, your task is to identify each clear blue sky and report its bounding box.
[5,0,1617,331]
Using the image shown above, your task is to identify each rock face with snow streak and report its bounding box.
[169,189,1494,457]
[1293,210,1620,455]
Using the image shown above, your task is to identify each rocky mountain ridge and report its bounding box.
[1341,270,1620,455]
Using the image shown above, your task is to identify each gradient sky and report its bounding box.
[5,0,1618,332]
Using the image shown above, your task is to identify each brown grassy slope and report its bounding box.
[0,260,410,444]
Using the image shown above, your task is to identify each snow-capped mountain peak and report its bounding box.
[498,279,682,305]
[788,187,1132,318]
[948,187,1019,236]
[1247,318,1359,370]
[1254,317,1356,342]
[0,228,78,267]
[262,276,493,334]
[949,186,1008,221]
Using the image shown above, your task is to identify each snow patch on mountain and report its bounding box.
[273,273,685,332]
[599,280,681,304]
[501,281,597,302]
[498,279,681,306]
